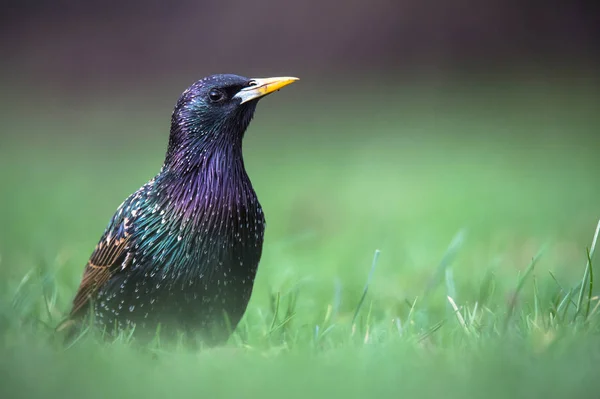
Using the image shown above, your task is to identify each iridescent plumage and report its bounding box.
[62,74,297,344]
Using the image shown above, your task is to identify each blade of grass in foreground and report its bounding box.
[575,219,600,320]
[351,249,380,327]
[584,247,594,321]
[424,229,466,297]
[502,246,545,334]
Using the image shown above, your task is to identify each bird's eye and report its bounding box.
[208,88,225,103]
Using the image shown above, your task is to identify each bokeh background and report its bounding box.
[1,1,600,397]
[2,0,600,296]
[2,0,599,91]
[1,0,599,296]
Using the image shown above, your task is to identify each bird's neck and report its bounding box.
[158,127,252,209]
[164,142,245,178]
[163,125,244,176]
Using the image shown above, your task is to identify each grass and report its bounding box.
[1,76,599,398]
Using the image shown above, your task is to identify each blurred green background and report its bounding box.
[1,1,599,398]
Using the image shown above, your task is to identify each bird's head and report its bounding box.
[165,74,298,168]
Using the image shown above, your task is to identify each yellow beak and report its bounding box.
[234,76,299,104]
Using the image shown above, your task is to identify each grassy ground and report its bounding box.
[0,76,599,398]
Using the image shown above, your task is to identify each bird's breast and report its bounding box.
[95,181,266,337]
[132,176,266,285]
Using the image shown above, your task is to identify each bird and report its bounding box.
[58,74,298,345]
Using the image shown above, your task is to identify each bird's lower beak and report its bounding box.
[234,77,299,104]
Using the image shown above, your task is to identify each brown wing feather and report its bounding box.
[69,214,133,318]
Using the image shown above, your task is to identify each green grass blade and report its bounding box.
[502,247,545,334]
[425,229,465,296]
[269,292,281,332]
[351,249,380,326]
[575,219,600,318]
[585,247,594,320]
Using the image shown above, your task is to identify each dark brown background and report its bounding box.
[2,0,598,94]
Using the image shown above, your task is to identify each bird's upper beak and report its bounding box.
[234,77,299,104]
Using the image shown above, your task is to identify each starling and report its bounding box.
[60,74,298,345]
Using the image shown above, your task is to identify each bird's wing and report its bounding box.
[69,200,135,318]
